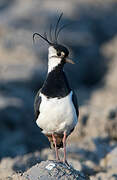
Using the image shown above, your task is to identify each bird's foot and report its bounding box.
[62,159,70,167]
[55,159,68,165]
[56,159,62,163]
[56,157,60,162]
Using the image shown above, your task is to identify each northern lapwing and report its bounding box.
[33,13,79,164]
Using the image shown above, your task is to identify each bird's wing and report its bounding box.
[34,89,42,120]
[72,90,79,117]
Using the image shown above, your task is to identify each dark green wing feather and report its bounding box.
[34,89,42,120]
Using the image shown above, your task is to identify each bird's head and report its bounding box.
[48,44,74,64]
[33,13,75,68]
[49,44,69,59]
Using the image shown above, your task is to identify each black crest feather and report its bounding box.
[33,13,69,45]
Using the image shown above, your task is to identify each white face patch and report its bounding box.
[48,46,62,73]
[48,57,62,73]
[48,46,57,58]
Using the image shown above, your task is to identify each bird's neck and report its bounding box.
[48,56,62,73]
[41,57,71,98]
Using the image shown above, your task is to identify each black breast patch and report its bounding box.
[41,64,71,98]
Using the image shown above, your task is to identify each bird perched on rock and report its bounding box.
[33,13,79,164]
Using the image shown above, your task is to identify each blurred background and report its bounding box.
[0,0,117,179]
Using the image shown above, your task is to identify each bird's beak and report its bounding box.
[65,58,75,64]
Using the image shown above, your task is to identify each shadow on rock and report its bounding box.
[0,77,49,159]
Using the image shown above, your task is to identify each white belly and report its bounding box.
[36,92,78,135]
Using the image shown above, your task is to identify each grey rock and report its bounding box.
[100,146,117,172]
[106,107,117,140]
[23,160,90,180]
[91,172,117,180]
[91,146,117,180]
[106,118,117,140]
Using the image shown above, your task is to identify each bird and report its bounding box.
[33,13,79,164]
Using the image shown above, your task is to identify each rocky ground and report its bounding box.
[0,0,117,179]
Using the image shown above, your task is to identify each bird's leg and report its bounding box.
[52,133,60,161]
[63,132,69,165]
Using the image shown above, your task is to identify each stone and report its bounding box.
[100,146,117,173]
[23,160,90,180]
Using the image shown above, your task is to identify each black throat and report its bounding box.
[41,63,71,98]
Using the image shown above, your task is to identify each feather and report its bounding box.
[34,89,42,120]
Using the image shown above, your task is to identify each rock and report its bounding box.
[107,108,117,120]
[23,160,90,180]
[105,107,117,140]
[106,119,117,140]
[0,157,14,179]
[102,36,117,90]
[100,146,117,173]
[90,146,117,180]
[91,172,117,180]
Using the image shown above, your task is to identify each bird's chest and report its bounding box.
[36,92,77,134]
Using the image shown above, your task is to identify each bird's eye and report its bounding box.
[61,51,65,56]
[57,52,61,56]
